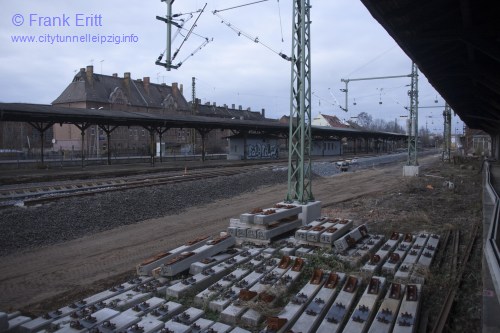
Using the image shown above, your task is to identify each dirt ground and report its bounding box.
[0,154,483,332]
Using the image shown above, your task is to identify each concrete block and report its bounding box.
[136,236,209,276]
[368,283,406,333]
[121,297,165,317]
[393,284,421,333]
[319,220,353,244]
[95,312,141,333]
[204,322,231,333]
[190,249,241,275]
[253,205,302,225]
[307,222,335,243]
[6,315,31,333]
[19,317,53,333]
[290,272,346,333]
[334,224,369,253]
[295,220,324,241]
[160,235,236,276]
[219,299,248,325]
[104,291,152,311]
[343,276,386,333]
[295,246,314,256]
[266,269,326,333]
[1,312,8,332]
[194,268,251,307]
[256,219,302,241]
[52,322,87,333]
[227,226,238,237]
[144,301,183,322]
[167,262,230,298]
[246,228,258,239]
[209,259,277,313]
[382,243,411,275]
[403,165,420,177]
[354,234,385,258]
[76,308,120,329]
[236,228,248,238]
[229,328,252,333]
[316,275,361,333]
[163,320,190,333]
[298,201,322,225]
[170,308,204,326]
[125,317,164,333]
[190,318,214,333]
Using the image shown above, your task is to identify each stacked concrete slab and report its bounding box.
[228,201,322,244]
[294,217,354,248]
[9,231,441,333]
[136,236,210,276]
[157,235,236,277]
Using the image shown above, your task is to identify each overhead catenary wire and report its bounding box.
[277,0,284,42]
[213,0,270,13]
[172,3,208,61]
[213,11,291,61]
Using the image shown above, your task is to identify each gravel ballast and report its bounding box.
[0,169,288,256]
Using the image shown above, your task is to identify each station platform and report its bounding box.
[483,161,500,332]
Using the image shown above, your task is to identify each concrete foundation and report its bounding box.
[403,165,420,177]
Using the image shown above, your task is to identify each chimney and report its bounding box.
[261,108,266,118]
[143,77,150,93]
[212,102,216,107]
[172,82,178,91]
[86,65,94,84]
[180,83,183,95]
[112,73,118,77]
[239,105,242,110]
[247,107,251,111]
[232,104,235,109]
[124,72,131,91]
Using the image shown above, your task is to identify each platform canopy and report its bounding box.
[361,0,499,134]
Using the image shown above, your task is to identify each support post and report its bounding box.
[98,125,118,165]
[286,0,313,204]
[74,122,92,168]
[28,122,54,166]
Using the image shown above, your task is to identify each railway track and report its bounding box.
[0,164,275,208]
[429,222,480,333]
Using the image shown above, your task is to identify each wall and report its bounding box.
[228,137,280,160]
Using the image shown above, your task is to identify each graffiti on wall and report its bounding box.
[247,143,279,159]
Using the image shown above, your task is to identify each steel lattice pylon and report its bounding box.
[286,0,313,204]
[407,62,419,166]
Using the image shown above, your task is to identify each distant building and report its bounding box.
[227,133,280,160]
[52,65,190,157]
[50,65,269,157]
[311,113,352,128]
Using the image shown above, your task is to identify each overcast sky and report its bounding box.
[1,0,463,134]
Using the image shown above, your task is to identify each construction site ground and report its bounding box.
[0,154,485,332]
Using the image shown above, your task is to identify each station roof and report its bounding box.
[361,0,500,134]
[0,102,405,140]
